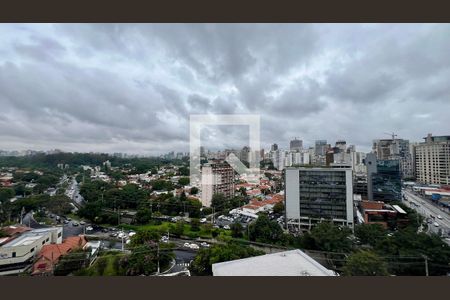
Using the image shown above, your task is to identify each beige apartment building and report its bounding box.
[200,162,235,207]
[415,134,450,185]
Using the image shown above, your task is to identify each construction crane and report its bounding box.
[384,132,398,140]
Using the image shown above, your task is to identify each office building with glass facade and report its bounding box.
[285,167,354,232]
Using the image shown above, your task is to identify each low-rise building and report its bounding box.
[32,235,87,276]
[0,226,63,275]
[212,249,337,276]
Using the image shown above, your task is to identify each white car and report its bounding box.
[200,242,210,248]
[183,242,191,248]
[117,232,126,238]
[434,222,439,227]
[437,215,443,220]
[86,226,94,231]
[189,243,200,250]
[200,218,207,223]
[128,231,136,237]
[223,225,230,230]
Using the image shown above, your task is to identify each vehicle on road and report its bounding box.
[72,222,79,226]
[223,225,230,230]
[200,242,210,248]
[189,243,199,250]
[200,218,207,223]
[63,220,69,224]
[80,221,86,225]
[430,214,435,219]
[56,216,60,221]
[183,242,191,248]
[86,226,93,231]
[434,222,439,227]
[437,215,443,220]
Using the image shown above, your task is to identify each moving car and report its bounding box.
[189,243,199,250]
[434,222,439,227]
[183,242,191,248]
[437,215,443,220]
[200,242,210,248]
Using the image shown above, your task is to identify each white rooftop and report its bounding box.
[212,249,337,276]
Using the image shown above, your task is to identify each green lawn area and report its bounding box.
[120,221,232,239]
[76,251,124,276]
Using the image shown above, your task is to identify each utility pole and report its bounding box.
[121,227,124,252]
[157,243,160,275]
[423,255,429,276]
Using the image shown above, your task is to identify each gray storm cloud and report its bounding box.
[0,23,450,155]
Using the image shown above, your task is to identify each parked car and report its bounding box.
[223,225,230,230]
[200,242,210,248]
[63,220,69,224]
[200,218,207,223]
[72,222,79,226]
[86,226,94,231]
[434,222,439,227]
[80,221,86,225]
[183,242,191,248]
[437,215,443,220]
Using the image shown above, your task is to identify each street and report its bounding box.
[403,189,450,240]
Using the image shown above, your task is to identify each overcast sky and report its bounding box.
[1,24,449,155]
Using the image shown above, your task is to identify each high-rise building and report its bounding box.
[415,133,450,185]
[315,140,327,156]
[201,162,235,207]
[271,143,279,152]
[290,138,303,152]
[272,149,286,170]
[285,167,354,232]
[365,153,401,202]
[373,138,412,179]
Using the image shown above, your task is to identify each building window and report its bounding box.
[46,238,49,242]
[12,252,16,258]
[42,240,45,245]
[58,232,62,237]
[30,248,34,253]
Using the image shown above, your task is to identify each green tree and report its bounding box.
[305,222,353,253]
[135,207,152,225]
[343,251,389,276]
[178,177,190,186]
[190,218,201,232]
[248,214,283,244]
[0,188,15,202]
[190,243,264,276]
[190,187,199,195]
[230,222,243,238]
[272,202,284,215]
[354,224,386,247]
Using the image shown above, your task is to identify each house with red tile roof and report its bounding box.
[32,235,87,275]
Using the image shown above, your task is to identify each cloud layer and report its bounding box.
[1,24,450,154]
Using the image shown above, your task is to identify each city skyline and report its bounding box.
[1,24,450,154]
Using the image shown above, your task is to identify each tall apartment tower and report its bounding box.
[271,143,279,152]
[201,162,235,207]
[290,138,303,152]
[415,133,450,185]
[285,167,354,232]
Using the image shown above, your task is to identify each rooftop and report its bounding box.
[212,249,337,276]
